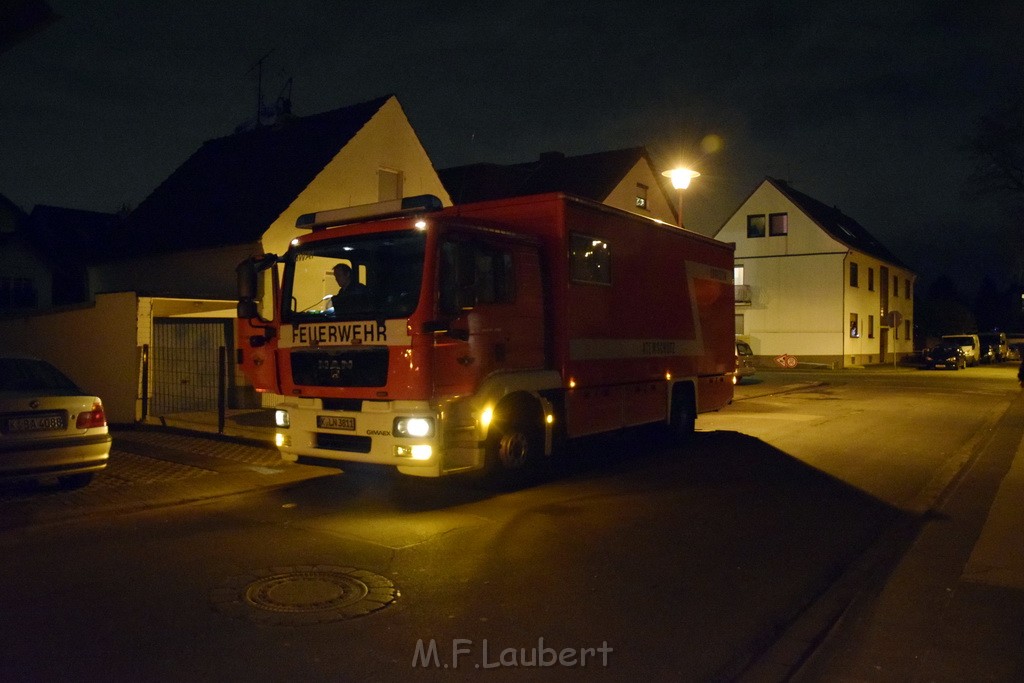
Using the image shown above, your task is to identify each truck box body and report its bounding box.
[236,193,734,477]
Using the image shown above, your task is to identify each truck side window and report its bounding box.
[569,233,611,284]
[439,240,515,314]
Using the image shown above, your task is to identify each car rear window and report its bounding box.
[0,358,83,394]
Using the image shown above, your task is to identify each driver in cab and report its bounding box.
[330,263,369,312]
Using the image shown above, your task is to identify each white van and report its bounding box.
[942,334,981,366]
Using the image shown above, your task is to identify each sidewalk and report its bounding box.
[788,387,1024,681]
[0,425,330,530]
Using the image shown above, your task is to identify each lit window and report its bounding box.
[850,313,859,338]
[747,215,766,238]
[635,183,649,210]
[768,213,788,236]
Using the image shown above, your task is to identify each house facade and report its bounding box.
[716,177,915,368]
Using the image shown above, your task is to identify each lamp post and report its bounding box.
[661,168,700,228]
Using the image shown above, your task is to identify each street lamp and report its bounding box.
[662,168,700,228]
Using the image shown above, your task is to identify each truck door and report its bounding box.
[433,237,545,396]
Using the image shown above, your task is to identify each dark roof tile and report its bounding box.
[766,177,910,270]
[117,95,392,258]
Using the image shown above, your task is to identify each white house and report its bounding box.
[716,177,915,368]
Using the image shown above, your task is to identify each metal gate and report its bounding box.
[150,319,231,415]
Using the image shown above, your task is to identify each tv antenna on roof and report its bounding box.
[246,50,275,128]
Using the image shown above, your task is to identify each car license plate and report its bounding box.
[5,413,67,433]
[317,415,355,431]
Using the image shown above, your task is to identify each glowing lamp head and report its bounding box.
[662,168,700,190]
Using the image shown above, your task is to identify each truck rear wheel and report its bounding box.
[668,388,696,445]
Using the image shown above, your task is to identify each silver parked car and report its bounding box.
[0,355,111,489]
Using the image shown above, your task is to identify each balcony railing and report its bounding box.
[735,284,752,305]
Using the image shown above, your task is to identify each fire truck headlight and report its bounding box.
[275,410,290,428]
[395,444,433,460]
[394,417,434,437]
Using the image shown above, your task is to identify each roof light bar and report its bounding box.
[296,194,443,231]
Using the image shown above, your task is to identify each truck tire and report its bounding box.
[482,401,544,486]
[668,388,696,445]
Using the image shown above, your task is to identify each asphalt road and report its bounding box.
[0,364,1019,681]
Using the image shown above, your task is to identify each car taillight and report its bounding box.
[76,401,107,429]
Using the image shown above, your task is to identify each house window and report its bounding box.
[868,268,875,291]
[734,264,744,285]
[768,212,788,236]
[868,315,874,338]
[746,215,766,238]
[569,233,611,284]
[378,168,403,201]
[635,184,649,210]
[905,279,911,299]
[849,262,859,287]
[850,313,859,338]
[735,313,744,335]
[893,275,899,297]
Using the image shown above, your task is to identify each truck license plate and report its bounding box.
[317,415,355,431]
[5,413,67,433]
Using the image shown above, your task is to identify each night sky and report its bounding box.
[2,1,1021,295]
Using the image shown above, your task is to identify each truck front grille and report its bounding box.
[291,348,389,387]
[316,433,372,453]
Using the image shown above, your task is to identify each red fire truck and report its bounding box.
[236,193,734,478]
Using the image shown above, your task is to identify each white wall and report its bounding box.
[736,252,846,357]
[0,292,141,423]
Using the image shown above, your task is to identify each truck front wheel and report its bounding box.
[483,411,543,485]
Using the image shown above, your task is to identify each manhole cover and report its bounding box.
[211,565,399,624]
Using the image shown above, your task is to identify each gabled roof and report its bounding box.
[766,177,910,270]
[116,95,393,258]
[440,147,663,204]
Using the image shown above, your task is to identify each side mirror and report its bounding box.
[236,254,278,319]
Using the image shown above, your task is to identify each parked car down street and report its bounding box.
[736,339,757,381]
[922,343,968,370]
[0,354,111,489]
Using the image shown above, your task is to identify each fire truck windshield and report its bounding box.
[282,230,426,323]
